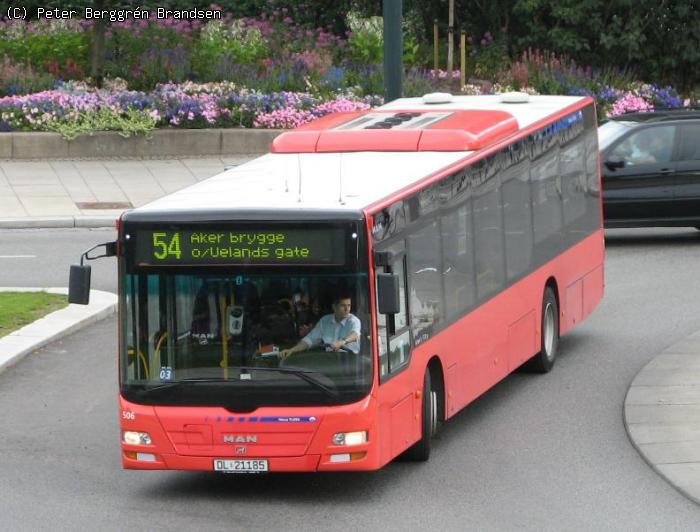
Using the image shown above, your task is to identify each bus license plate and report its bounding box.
[214,459,268,473]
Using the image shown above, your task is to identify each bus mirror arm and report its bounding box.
[377,273,400,315]
[68,241,117,305]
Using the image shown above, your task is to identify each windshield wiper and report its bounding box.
[238,366,340,399]
[139,377,230,392]
[135,370,339,399]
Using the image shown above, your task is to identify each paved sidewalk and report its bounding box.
[624,330,700,504]
[0,156,255,228]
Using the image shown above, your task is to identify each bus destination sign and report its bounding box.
[132,228,346,266]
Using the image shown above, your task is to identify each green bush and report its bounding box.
[44,107,157,140]
[0,57,57,96]
[346,12,383,65]
[192,20,269,81]
[0,20,88,78]
[104,24,195,90]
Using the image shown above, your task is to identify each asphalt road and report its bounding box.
[0,227,118,292]
[1,227,700,531]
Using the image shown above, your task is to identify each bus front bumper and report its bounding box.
[119,394,382,472]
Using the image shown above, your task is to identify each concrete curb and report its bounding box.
[1,129,282,160]
[0,287,117,374]
[624,329,700,506]
[0,216,119,229]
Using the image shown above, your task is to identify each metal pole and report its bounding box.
[460,30,466,89]
[447,0,454,76]
[383,0,403,102]
[433,19,439,77]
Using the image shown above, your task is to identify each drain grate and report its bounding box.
[76,201,133,209]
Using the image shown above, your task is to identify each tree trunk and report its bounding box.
[90,0,107,88]
[447,0,454,75]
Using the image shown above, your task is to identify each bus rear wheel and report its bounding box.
[523,286,559,373]
[404,370,437,461]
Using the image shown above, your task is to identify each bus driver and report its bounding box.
[278,295,360,358]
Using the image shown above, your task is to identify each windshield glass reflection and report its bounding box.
[121,272,372,407]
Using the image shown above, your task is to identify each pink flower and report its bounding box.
[608,93,653,117]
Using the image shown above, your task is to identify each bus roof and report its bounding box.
[133,94,587,218]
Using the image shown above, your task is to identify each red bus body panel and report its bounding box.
[120,394,384,471]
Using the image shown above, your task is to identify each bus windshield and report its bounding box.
[121,271,372,409]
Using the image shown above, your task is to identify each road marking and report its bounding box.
[0,255,36,258]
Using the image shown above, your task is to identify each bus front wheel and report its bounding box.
[523,286,559,373]
[404,370,437,461]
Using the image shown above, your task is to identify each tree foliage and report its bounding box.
[1,0,698,93]
[510,1,696,89]
[401,0,699,92]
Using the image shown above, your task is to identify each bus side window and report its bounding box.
[377,245,410,378]
[407,220,442,338]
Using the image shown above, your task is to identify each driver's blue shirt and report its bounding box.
[302,313,361,354]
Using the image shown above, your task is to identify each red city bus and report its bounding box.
[70,92,604,472]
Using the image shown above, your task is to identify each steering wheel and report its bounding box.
[319,341,355,353]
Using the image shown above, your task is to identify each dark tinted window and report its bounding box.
[441,203,476,318]
[560,138,589,235]
[610,125,675,165]
[677,123,700,161]
[502,160,533,281]
[474,178,505,300]
[407,220,442,341]
[531,149,563,245]
[375,241,411,379]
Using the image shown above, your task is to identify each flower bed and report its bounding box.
[1,10,697,135]
[0,81,382,139]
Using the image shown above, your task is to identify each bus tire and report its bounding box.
[404,370,437,461]
[523,286,559,373]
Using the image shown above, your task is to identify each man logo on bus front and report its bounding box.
[224,434,257,443]
[235,446,247,454]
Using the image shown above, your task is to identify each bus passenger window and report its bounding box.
[441,203,476,319]
[408,220,442,339]
[389,331,411,370]
[474,182,505,300]
[377,313,388,377]
[376,244,411,377]
[502,162,533,281]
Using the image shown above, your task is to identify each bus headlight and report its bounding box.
[123,431,152,445]
[332,431,367,446]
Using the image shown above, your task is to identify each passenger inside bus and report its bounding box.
[292,292,324,337]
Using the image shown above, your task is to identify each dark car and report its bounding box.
[598,110,700,228]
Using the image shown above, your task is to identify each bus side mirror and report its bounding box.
[377,273,400,314]
[67,240,117,305]
[68,264,91,305]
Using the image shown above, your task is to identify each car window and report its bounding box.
[677,123,700,161]
[609,125,675,166]
[598,121,634,151]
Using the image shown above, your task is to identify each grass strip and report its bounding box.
[0,292,68,339]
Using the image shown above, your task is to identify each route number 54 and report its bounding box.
[152,232,182,260]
